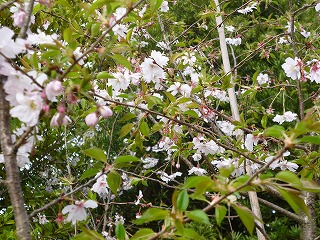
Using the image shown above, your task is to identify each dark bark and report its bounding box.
[0,76,31,240]
[299,192,317,240]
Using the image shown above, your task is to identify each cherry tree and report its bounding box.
[1,0,320,239]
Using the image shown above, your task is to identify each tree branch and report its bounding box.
[0,76,31,240]
[257,197,304,223]
[0,0,15,11]
[18,0,35,39]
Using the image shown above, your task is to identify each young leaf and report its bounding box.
[275,171,302,188]
[264,125,285,138]
[140,121,150,137]
[120,123,134,138]
[115,155,141,164]
[107,171,121,194]
[276,187,309,216]
[232,205,255,235]
[299,136,320,145]
[111,54,132,70]
[82,148,107,162]
[186,210,210,225]
[115,223,126,240]
[96,71,113,79]
[177,190,189,212]
[215,205,227,226]
[131,228,155,240]
[79,169,100,180]
[134,208,169,225]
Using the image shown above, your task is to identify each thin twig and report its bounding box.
[58,0,146,82]
[0,0,15,11]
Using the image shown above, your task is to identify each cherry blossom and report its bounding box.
[160,1,169,12]
[316,3,320,12]
[158,171,182,183]
[237,2,258,14]
[272,111,297,124]
[257,73,269,85]
[91,174,109,197]
[225,25,235,32]
[142,157,158,169]
[134,190,143,205]
[216,121,235,136]
[310,61,320,83]
[226,37,242,46]
[45,80,63,101]
[62,200,98,224]
[188,167,207,176]
[108,71,131,91]
[245,134,259,151]
[85,112,99,127]
[0,27,25,58]
[50,113,72,127]
[99,106,113,118]
[10,93,43,126]
[281,57,302,80]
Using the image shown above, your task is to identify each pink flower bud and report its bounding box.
[45,80,63,101]
[85,112,99,127]
[99,106,113,118]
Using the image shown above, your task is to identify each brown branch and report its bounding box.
[257,197,303,223]
[13,127,34,152]
[0,76,31,240]
[18,0,35,39]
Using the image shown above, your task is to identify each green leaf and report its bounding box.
[119,112,137,122]
[134,208,169,225]
[232,205,255,235]
[275,171,302,188]
[91,23,101,37]
[107,171,121,194]
[299,136,320,145]
[150,0,163,11]
[175,227,206,240]
[111,54,132,70]
[186,210,210,225]
[140,121,150,137]
[115,155,141,164]
[131,228,155,240]
[71,228,104,240]
[115,223,126,240]
[184,176,213,189]
[151,123,163,133]
[183,110,199,118]
[215,205,227,226]
[261,114,267,129]
[63,27,72,43]
[264,125,285,138]
[177,190,189,211]
[82,148,107,162]
[277,187,309,215]
[80,169,100,180]
[96,71,113,79]
[300,179,320,192]
[120,123,134,138]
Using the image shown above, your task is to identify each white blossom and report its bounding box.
[272,111,297,124]
[281,57,302,80]
[62,200,98,224]
[91,174,109,197]
[257,73,269,85]
[188,167,207,176]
